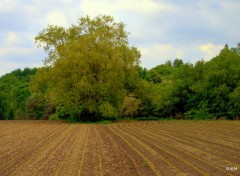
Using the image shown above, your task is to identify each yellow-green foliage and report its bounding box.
[32,15,140,121]
[99,102,117,119]
[121,95,142,117]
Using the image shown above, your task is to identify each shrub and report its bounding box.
[185,109,214,120]
[99,102,117,120]
[121,95,142,118]
[49,114,60,121]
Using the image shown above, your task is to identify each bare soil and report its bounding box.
[0,120,239,176]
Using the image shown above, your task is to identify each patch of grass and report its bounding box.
[49,114,60,121]
[118,116,175,121]
[72,120,113,124]
[134,117,160,121]
[64,115,226,124]
[97,120,112,124]
[65,117,79,123]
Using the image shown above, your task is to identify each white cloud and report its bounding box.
[142,44,174,59]
[0,47,43,76]
[0,0,19,13]
[0,59,20,76]
[0,57,42,76]
[80,0,164,17]
[140,43,224,69]
[6,32,19,46]
[23,3,42,17]
[45,10,68,27]
[199,43,223,61]
[140,44,187,68]
[221,1,240,11]
[0,47,40,59]
[1,32,35,48]
[0,0,239,75]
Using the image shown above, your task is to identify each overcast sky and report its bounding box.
[0,0,240,76]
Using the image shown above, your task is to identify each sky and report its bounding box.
[0,0,240,76]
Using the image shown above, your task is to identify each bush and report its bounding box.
[99,102,117,120]
[96,120,112,124]
[185,109,214,120]
[66,116,78,123]
[121,96,142,118]
[49,114,60,121]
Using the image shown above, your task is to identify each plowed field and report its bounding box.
[0,120,239,176]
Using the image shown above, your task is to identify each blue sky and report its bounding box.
[0,0,240,76]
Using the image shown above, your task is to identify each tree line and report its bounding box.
[1,15,240,121]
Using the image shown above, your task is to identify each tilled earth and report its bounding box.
[0,120,239,176]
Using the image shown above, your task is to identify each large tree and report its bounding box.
[33,15,141,121]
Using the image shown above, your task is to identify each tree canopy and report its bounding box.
[32,15,141,121]
[1,15,240,121]
[0,68,37,120]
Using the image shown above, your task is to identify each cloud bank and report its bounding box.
[0,0,239,75]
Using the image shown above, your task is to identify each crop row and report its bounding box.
[0,121,239,176]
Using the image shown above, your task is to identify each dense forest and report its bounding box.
[1,16,240,121]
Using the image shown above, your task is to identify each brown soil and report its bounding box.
[0,120,239,176]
